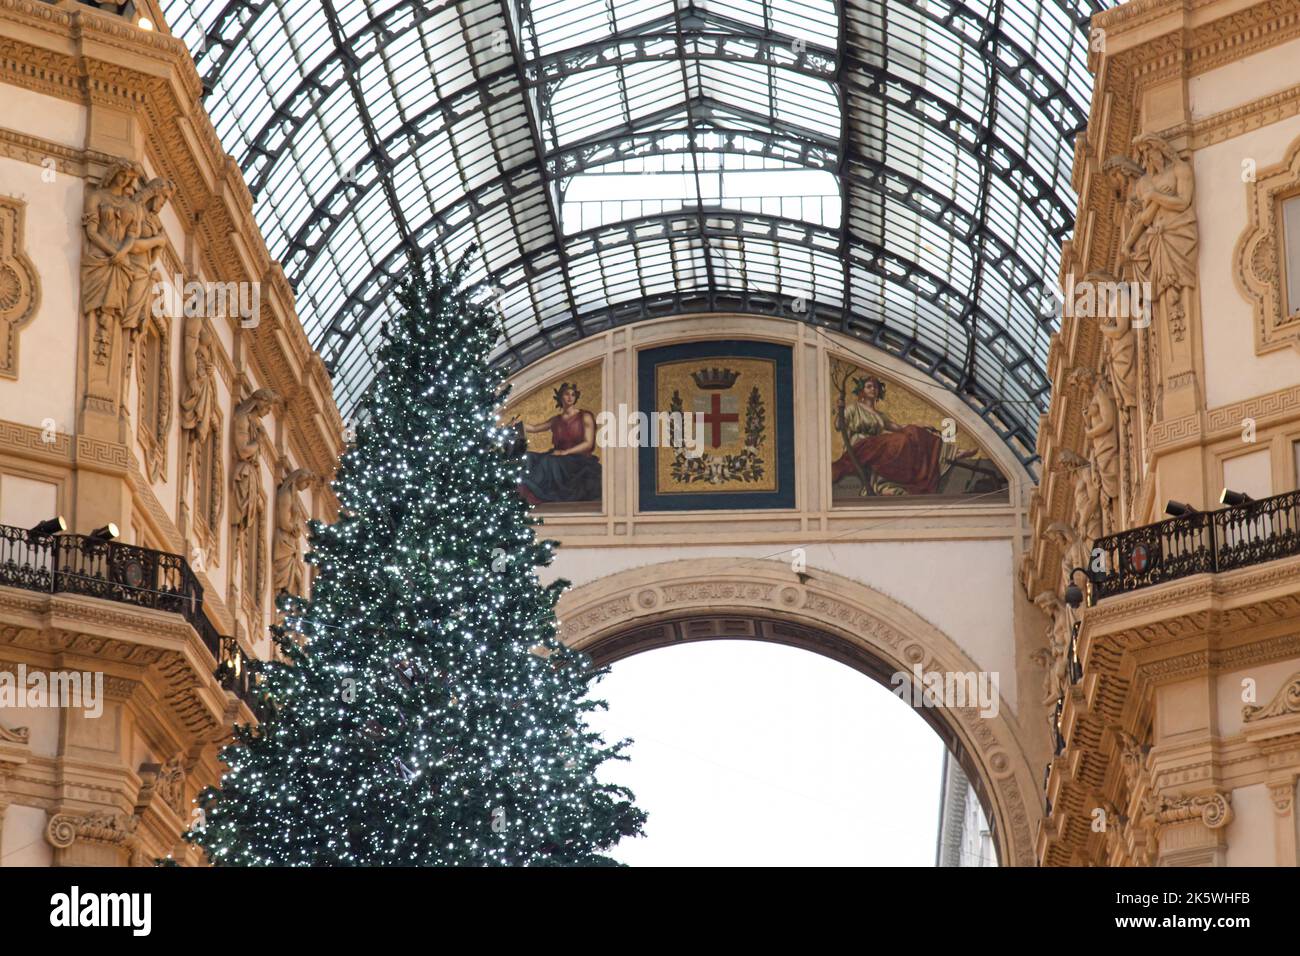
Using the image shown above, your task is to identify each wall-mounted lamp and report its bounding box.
[29,516,66,538]
[1164,500,1199,517]
[1063,567,1094,609]
[1219,489,1254,507]
[88,523,120,542]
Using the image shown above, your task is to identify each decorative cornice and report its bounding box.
[0,589,227,740]
[0,418,72,463]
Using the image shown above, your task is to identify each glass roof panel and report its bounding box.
[161,0,1115,465]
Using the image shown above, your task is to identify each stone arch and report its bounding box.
[556,557,1042,866]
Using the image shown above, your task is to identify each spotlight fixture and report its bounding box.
[1164,500,1199,517]
[29,516,66,538]
[88,523,120,542]
[1219,489,1254,507]
[137,17,154,31]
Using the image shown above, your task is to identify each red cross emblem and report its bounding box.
[1130,543,1150,573]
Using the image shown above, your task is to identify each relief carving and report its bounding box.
[273,468,316,597]
[0,197,39,378]
[180,310,222,545]
[80,160,174,412]
[1145,790,1233,830]
[1031,591,1071,729]
[1057,449,1101,546]
[46,809,139,849]
[231,388,277,556]
[1116,134,1199,348]
[1243,671,1300,722]
[1084,381,1120,507]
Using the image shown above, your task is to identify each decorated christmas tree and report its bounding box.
[189,254,645,865]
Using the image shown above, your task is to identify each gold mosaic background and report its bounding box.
[827,357,988,461]
[653,355,779,494]
[504,361,603,455]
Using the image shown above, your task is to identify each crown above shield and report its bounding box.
[690,367,740,390]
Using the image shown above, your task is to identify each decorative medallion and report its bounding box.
[0,198,40,379]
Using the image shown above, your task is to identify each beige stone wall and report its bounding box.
[0,0,343,867]
[508,316,1048,866]
[1027,0,1300,867]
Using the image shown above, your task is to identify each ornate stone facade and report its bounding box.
[1025,0,1300,866]
[0,0,343,866]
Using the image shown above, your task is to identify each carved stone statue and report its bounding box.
[231,388,278,543]
[1091,271,1139,412]
[273,468,316,597]
[81,159,147,406]
[1058,448,1101,546]
[122,178,175,362]
[179,310,222,541]
[1032,591,1071,721]
[1045,521,1086,590]
[180,311,219,471]
[1116,133,1198,344]
[1084,381,1120,503]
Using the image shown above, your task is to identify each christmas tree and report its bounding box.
[189,254,645,865]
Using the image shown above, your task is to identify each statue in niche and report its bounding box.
[121,178,176,368]
[1092,271,1139,414]
[81,163,178,408]
[180,312,219,471]
[1084,381,1120,505]
[1045,521,1087,592]
[273,468,316,597]
[81,160,146,384]
[1058,448,1101,546]
[1116,134,1198,344]
[1032,590,1071,732]
[180,309,221,547]
[231,388,278,551]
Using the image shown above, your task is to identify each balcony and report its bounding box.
[0,521,258,711]
[1088,489,1300,604]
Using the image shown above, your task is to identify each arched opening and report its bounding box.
[583,613,999,865]
[587,639,956,865]
[556,558,1041,866]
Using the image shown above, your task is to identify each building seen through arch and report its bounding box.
[0,0,1299,868]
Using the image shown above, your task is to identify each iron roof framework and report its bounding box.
[162,0,1112,465]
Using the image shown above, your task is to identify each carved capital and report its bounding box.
[1147,790,1233,831]
[1269,782,1295,817]
[46,810,138,850]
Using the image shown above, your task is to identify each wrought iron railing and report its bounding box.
[0,522,258,709]
[1089,489,1300,604]
[51,533,203,622]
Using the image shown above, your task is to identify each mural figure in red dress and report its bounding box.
[514,382,602,505]
[830,375,976,496]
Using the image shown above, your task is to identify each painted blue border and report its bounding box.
[638,340,795,511]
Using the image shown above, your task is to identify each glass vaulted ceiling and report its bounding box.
[161,0,1113,465]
